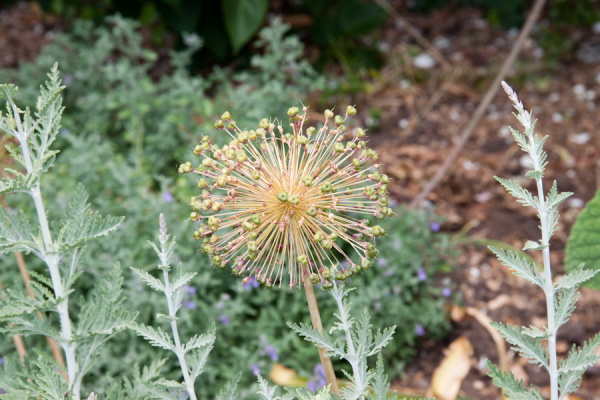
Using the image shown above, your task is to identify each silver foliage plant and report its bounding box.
[487,82,600,400]
[0,65,132,399]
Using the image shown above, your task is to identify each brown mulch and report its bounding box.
[2,1,600,399]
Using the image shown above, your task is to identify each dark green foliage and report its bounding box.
[565,188,600,290]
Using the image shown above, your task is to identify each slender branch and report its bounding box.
[408,0,547,210]
[303,274,340,396]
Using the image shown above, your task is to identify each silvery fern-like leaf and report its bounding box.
[0,286,56,319]
[57,183,124,251]
[522,240,545,251]
[494,177,539,210]
[154,379,186,390]
[487,361,543,400]
[554,287,578,330]
[170,270,197,295]
[558,332,600,374]
[368,355,396,400]
[130,323,174,351]
[558,369,584,399]
[215,373,240,400]
[256,375,294,400]
[491,322,548,369]
[183,325,215,353]
[32,355,69,400]
[488,247,544,289]
[131,267,166,292]
[520,325,550,340]
[287,322,343,358]
[0,170,35,194]
[0,207,40,256]
[545,181,572,210]
[187,344,214,380]
[368,325,396,357]
[287,386,334,400]
[554,264,599,291]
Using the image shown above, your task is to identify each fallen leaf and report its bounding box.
[430,336,473,400]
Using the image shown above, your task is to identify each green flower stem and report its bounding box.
[527,127,558,400]
[10,100,79,396]
[303,276,340,396]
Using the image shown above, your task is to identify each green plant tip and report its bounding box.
[251,170,260,180]
[320,182,332,193]
[373,225,385,237]
[197,178,208,189]
[297,135,308,145]
[259,118,269,129]
[297,255,308,264]
[287,107,300,117]
[313,231,324,242]
[212,202,222,212]
[334,142,344,153]
[361,259,371,269]
[356,127,365,138]
[238,131,249,143]
[214,119,224,129]
[251,215,261,225]
[307,126,316,136]
[277,192,288,202]
[307,206,317,217]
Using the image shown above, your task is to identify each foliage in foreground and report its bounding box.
[487,82,600,400]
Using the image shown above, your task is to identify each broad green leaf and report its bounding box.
[336,1,387,37]
[222,0,268,54]
[565,188,600,290]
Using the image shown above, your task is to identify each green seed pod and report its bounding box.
[378,184,388,196]
[361,259,371,270]
[354,264,362,273]
[247,251,257,260]
[321,239,332,250]
[249,130,257,140]
[257,275,266,285]
[289,195,300,205]
[217,175,227,186]
[236,150,247,163]
[324,109,334,119]
[238,131,249,143]
[194,144,203,155]
[334,142,344,153]
[372,225,385,237]
[259,118,269,129]
[303,176,313,186]
[208,216,219,227]
[202,157,213,167]
[356,128,366,138]
[366,243,376,252]
[346,142,356,150]
[297,135,308,145]
[379,196,388,207]
[284,133,294,142]
[287,107,299,117]
[212,254,222,263]
[190,212,198,220]
[264,281,273,289]
[329,232,338,241]
[336,271,345,281]
[277,192,288,202]
[248,231,258,240]
[313,231,324,242]
[358,140,366,148]
[197,178,208,189]
[320,182,332,193]
[247,240,257,252]
[214,119,224,129]
[221,111,231,121]
[352,158,361,170]
[323,270,332,280]
[365,187,375,196]
[251,215,261,225]
[251,170,261,180]
[381,174,389,184]
[242,220,256,231]
[372,171,381,182]
[297,255,308,264]
[346,105,357,116]
[334,115,344,126]
[338,124,346,132]
[310,273,320,284]
[307,206,317,217]
[201,244,214,254]
[211,202,222,213]
[307,126,316,136]
[322,281,334,290]
[227,122,236,130]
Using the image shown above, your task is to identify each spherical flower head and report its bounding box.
[185,106,391,288]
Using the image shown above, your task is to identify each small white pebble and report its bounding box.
[413,53,436,69]
[533,48,544,58]
[570,132,591,144]
[569,198,585,208]
[520,154,533,169]
[475,191,492,203]
[377,41,390,52]
[552,112,563,123]
[463,160,479,171]
[451,52,464,61]
[400,79,411,89]
[398,118,409,129]
[498,126,510,137]
[469,267,481,278]
[566,169,577,178]
[433,36,450,49]
[549,93,560,102]
[573,83,586,100]
[449,109,462,121]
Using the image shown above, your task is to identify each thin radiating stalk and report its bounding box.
[303,276,340,396]
[10,100,78,397]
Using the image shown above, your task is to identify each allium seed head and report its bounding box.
[185,106,391,288]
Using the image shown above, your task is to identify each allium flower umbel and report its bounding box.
[180,106,393,289]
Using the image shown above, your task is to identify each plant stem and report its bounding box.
[303,276,340,396]
[10,101,78,397]
[162,268,197,400]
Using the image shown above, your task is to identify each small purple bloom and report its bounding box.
[429,221,441,232]
[219,314,229,325]
[265,345,279,361]
[243,276,260,290]
[185,285,196,295]
[185,300,196,310]
[415,323,425,336]
[0,357,4,366]
[313,363,326,379]
[417,268,427,281]
[162,191,174,203]
[251,364,261,376]
[442,287,452,297]
[307,380,318,393]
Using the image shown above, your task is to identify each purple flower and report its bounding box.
[313,363,326,379]
[185,300,196,310]
[162,191,174,203]
[442,287,452,297]
[307,380,318,393]
[307,364,327,392]
[417,268,427,281]
[415,323,425,336]
[243,276,260,290]
[185,285,197,295]
[265,345,279,361]
[219,314,229,325]
[251,364,261,376]
[429,221,441,232]
[0,357,4,366]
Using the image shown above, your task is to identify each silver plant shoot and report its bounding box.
[486,81,600,400]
